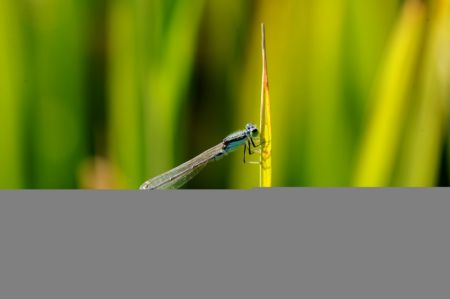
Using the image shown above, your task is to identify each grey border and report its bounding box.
[1,189,449,299]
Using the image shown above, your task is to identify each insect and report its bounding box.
[140,123,260,190]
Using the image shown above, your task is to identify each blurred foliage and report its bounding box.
[0,0,449,188]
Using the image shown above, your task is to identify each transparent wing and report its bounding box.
[140,143,225,190]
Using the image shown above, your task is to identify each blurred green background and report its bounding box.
[1,0,449,189]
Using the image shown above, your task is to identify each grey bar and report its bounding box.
[0,189,449,299]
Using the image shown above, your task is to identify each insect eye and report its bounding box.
[246,123,256,131]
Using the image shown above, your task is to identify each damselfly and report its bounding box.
[139,123,260,190]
